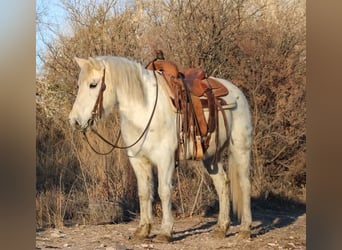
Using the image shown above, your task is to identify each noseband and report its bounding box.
[89,69,106,125]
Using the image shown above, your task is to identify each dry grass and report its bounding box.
[36,0,306,228]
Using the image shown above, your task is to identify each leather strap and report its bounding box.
[91,69,106,121]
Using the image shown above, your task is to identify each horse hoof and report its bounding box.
[154,234,172,243]
[134,224,151,240]
[133,233,148,240]
[212,226,227,238]
[237,230,251,239]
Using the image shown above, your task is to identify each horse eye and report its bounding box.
[89,82,98,89]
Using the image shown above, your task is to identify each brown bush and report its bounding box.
[36,0,306,228]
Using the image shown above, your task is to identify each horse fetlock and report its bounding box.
[237,230,251,239]
[212,223,229,238]
[134,224,152,239]
[240,221,251,232]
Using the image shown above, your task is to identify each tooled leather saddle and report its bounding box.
[146,51,229,162]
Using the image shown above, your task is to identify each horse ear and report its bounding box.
[74,57,88,68]
[88,57,104,71]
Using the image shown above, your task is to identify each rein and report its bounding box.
[83,61,159,155]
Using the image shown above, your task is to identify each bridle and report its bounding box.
[89,68,106,124]
[82,61,159,155]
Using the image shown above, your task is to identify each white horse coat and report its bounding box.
[69,56,253,242]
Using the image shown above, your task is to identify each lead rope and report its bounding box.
[84,61,159,154]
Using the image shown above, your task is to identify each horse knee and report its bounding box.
[138,195,151,203]
[158,184,172,200]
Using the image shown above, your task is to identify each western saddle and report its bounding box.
[146,51,230,163]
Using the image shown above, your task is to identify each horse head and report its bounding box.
[69,57,106,132]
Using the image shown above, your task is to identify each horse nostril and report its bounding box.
[74,120,81,129]
[88,119,95,127]
[69,117,80,129]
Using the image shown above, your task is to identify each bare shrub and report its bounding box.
[225,0,306,199]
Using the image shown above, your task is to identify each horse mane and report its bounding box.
[99,56,146,105]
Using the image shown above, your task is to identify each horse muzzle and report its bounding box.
[69,116,93,132]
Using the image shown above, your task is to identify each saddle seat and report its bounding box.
[181,68,228,97]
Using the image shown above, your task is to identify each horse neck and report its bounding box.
[113,66,156,124]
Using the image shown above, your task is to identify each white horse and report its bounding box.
[69,56,253,242]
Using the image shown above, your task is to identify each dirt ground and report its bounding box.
[36,199,306,250]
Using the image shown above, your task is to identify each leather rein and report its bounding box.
[83,62,159,155]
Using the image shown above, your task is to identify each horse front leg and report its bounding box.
[130,157,153,239]
[155,156,175,242]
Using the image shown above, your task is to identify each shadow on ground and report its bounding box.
[169,193,306,242]
[250,194,306,238]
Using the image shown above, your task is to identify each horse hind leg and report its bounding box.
[130,157,153,239]
[229,145,252,239]
[203,159,230,238]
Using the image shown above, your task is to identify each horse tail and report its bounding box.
[229,155,243,221]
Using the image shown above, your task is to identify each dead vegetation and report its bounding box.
[36,0,306,229]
